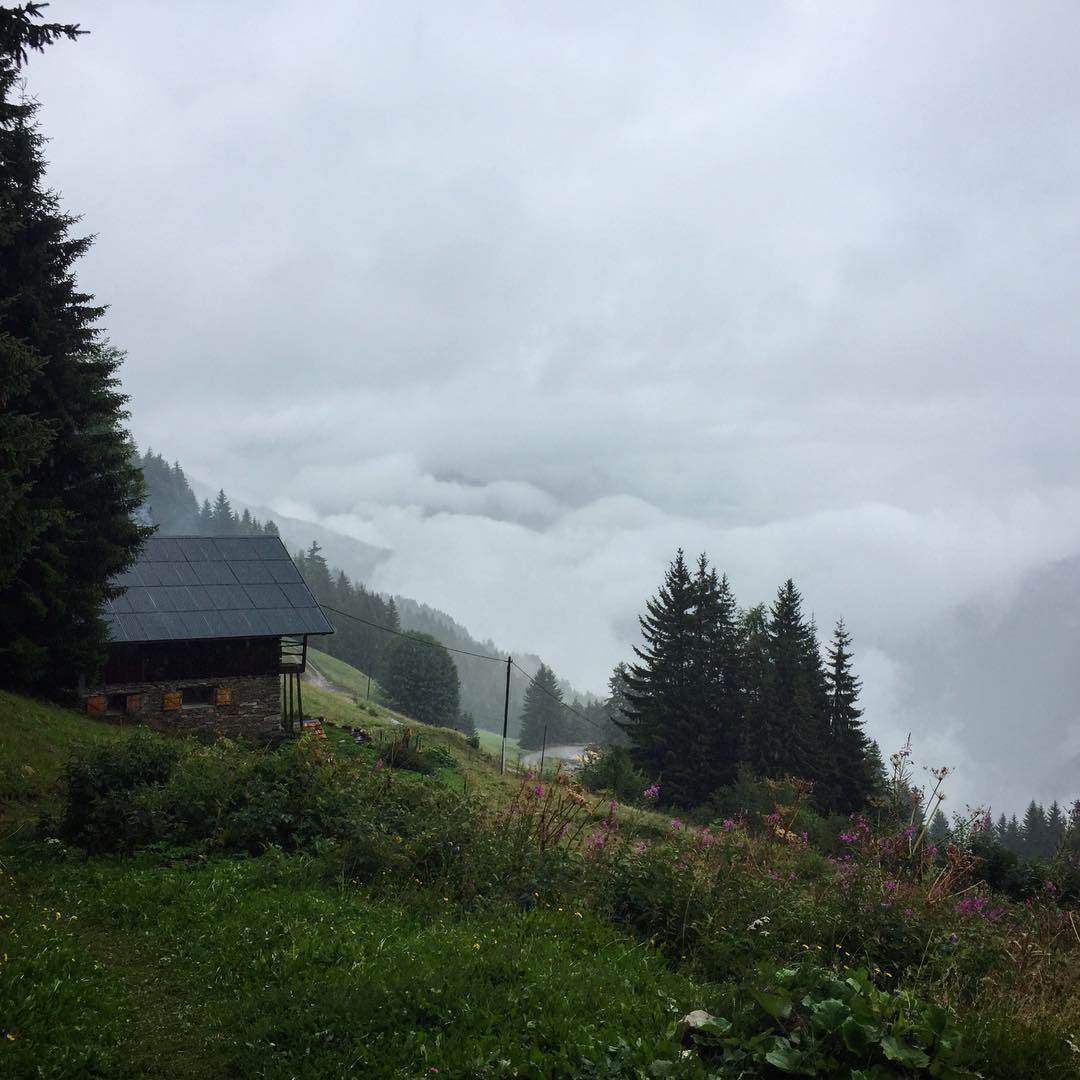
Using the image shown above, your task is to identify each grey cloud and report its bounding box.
[28,0,1080,810]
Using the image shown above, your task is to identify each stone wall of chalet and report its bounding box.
[82,674,281,739]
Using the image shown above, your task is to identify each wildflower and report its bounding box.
[670,818,682,831]
[533,785,544,797]
[643,782,660,800]
[631,840,649,856]
[722,818,734,830]
[472,943,481,950]
[608,799,618,813]
[882,879,898,893]
[374,758,385,771]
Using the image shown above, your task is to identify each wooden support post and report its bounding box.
[539,724,547,778]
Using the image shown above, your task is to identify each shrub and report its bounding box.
[578,744,649,803]
[59,732,180,851]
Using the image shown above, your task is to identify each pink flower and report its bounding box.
[643,783,660,800]
[533,785,544,797]
[722,818,735,830]
[670,818,682,831]
[374,758,385,771]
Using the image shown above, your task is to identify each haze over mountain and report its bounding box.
[29,2,1080,813]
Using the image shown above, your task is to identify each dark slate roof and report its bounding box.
[104,536,334,644]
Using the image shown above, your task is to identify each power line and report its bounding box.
[320,605,505,663]
[319,603,607,737]
[511,660,605,733]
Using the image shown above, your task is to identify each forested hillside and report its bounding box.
[137,451,597,737]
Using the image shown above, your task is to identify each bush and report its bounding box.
[59,732,180,851]
[578,745,649,803]
[57,736,357,854]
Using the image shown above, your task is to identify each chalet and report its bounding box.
[81,535,333,737]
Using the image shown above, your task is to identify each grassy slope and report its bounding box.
[0,688,707,1078]
[4,686,1076,1078]
[306,646,382,700]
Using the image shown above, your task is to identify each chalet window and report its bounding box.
[181,685,214,708]
[105,693,128,714]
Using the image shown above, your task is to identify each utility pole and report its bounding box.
[538,723,547,778]
[500,655,511,774]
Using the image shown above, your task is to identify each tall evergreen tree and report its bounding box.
[601,661,632,748]
[824,619,875,813]
[761,579,822,781]
[518,662,566,751]
[622,550,702,805]
[1021,801,1048,859]
[210,488,235,534]
[1046,800,1065,854]
[695,565,745,795]
[0,6,148,685]
[928,809,949,844]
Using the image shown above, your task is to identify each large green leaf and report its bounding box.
[881,1034,931,1068]
[840,1015,878,1054]
[810,998,850,1035]
[764,1042,809,1074]
[752,988,793,1020]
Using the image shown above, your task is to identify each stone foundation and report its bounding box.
[83,674,282,740]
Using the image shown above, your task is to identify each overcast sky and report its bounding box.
[29,2,1080,813]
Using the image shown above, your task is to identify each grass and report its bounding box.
[306,646,382,701]
[0,690,127,827]
[2,687,1078,1078]
[2,833,709,1078]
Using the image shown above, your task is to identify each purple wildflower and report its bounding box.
[643,782,660,800]
[670,818,682,831]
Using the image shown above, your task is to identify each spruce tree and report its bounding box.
[0,6,148,685]
[517,662,566,750]
[1047,800,1065,854]
[1021,801,1048,859]
[694,564,745,796]
[761,579,823,782]
[602,662,632,748]
[824,619,875,813]
[622,550,701,805]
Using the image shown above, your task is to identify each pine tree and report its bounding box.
[622,550,703,805]
[761,579,823,782]
[0,6,148,685]
[1046,800,1065,855]
[1021,801,1048,859]
[518,663,567,750]
[210,489,235,534]
[1004,814,1022,853]
[601,662,632,748]
[738,603,771,768]
[928,809,949,844]
[824,619,874,813]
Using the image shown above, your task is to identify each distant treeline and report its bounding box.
[137,452,279,537]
